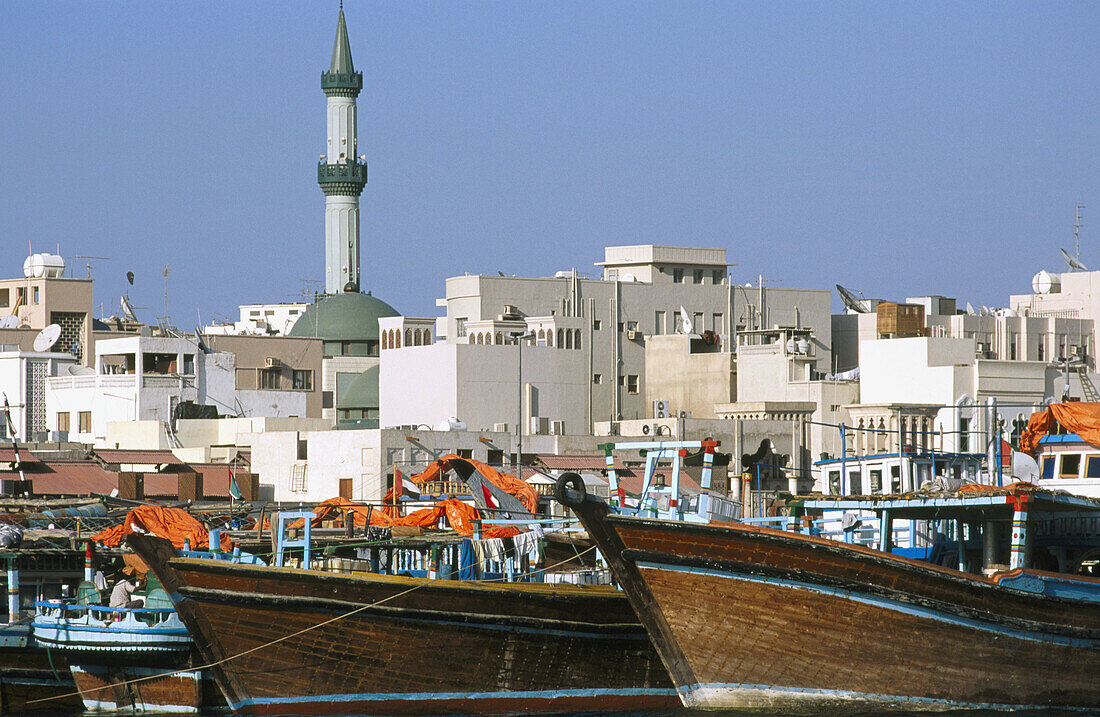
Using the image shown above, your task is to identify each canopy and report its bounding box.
[92,504,232,552]
[291,496,519,538]
[384,454,538,514]
[1018,403,1100,455]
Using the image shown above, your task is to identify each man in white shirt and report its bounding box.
[109,568,145,609]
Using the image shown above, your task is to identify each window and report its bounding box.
[293,370,313,390]
[848,470,862,495]
[1087,456,1100,479]
[869,469,882,493]
[78,411,91,433]
[626,321,638,332]
[593,374,602,384]
[693,269,703,284]
[890,465,901,493]
[456,318,467,338]
[57,412,70,432]
[693,312,704,332]
[297,437,308,460]
[487,449,503,465]
[260,368,279,389]
[712,313,723,332]
[828,470,840,495]
[32,287,39,304]
[250,310,260,317]
[1041,456,1055,480]
[183,354,195,374]
[1060,454,1081,479]
[958,417,970,452]
[0,288,8,307]
[655,311,665,334]
[626,375,639,394]
[713,269,724,284]
[322,391,334,409]
[592,319,601,330]
[672,268,683,283]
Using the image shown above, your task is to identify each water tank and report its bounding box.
[435,417,468,432]
[797,338,811,354]
[1031,270,1061,295]
[23,253,65,278]
[785,338,797,353]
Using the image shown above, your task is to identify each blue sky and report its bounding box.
[2,2,1099,324]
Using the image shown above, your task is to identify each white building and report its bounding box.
[0,348,77,442]
[203,303,309,336]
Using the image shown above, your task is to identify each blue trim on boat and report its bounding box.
[635,561,1100,649]
[230,686,677,709]
[678,681,1098,712]
[30,622,190,637]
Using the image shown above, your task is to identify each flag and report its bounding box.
[394,468,419,499]
[229,476,242,501]
[481,483,499,510]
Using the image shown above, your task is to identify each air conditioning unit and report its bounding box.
[264,357,281,367]
[501,304,521,319]
[626,329,640,340]
[640,423,661,436]
[653,400,670,418]
[492,423,509,433]
[549,420,565,435]
[676,410,692,419]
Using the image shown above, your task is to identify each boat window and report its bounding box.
[869,469,882,493]
[890,465,901,493]
[848,470,862,495]
[1041,456,1055,480]
[1060,454,1081,479]
[1088,456,1100,479]
[828,471,840,495]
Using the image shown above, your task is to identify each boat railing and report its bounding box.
[34,600,181,628]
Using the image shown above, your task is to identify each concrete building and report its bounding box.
[381,245,832,435]
[203,303,310,336]
[0,254,94,367]
[0,348,78,442]
[202,334,324,418]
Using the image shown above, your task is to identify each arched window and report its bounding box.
[382,332,389,350]
[538,328,545,341]
[557,329,564,348]
[565,330,572,349]
[547,330,553,347]
[395,330,401,349]
[495,332,501,344]
[404,329,412,347]
[417,329,425,346]
[424,329,432,344]
[574,329,581,350]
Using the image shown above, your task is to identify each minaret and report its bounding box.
[318,6,367,295]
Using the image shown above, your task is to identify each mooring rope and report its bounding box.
[27,544,599,706]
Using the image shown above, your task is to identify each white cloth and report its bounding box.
[109,579,137,608]
[93,570,108,591]
[483,538,505,563]
[514,530,540,561]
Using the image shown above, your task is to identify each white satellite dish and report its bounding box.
[835,284,870,314]
[33,324,61,352]
[0,316,18,329]
[965,302,976,316]
[120,296,139,322]
[1061,248,1088,271]
[1011,451,1039,482]
[66,364,95,376]
[679,306,693,334]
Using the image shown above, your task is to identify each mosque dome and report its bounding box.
[289,288,398,356]
[337,366,379,411]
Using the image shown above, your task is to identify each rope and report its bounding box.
[27,545,598,707]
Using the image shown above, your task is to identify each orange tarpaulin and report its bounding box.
[292,496,519,538]
[1018,403,1100,455]
[91,504,232,552]
[384,454,538,514]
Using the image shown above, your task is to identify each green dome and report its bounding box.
[289,291,399,342]
[337,366,379,409]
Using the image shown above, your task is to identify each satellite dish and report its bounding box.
[1061,248,1088,272]
[979,305,991,317]
[679,306,693,334]
[126,271,135,286]
[835,284,870,313]
[194,328,211,354]
[66,364,95,376]
[33,324,62,352]
[965,302,976,316]
[0,316,18,330]
[121,296,139,322]
[1011,451,1039,482]
[620,273,636,282]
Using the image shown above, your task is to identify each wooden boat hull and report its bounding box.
[559,483,1100,712]
[69,663,212,714]
[129,535,676,716]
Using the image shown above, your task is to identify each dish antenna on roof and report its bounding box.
[32,324,61,352]
[835,284,870,313]
[194,328,211,354]
[965,302,977,316]
[678,306,693,334]
[121,296,139,323]
[1061,248,1088,272]
[0,316,18,330]
[67,364,94,376]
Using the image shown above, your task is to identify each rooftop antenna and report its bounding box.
[161,265,170,328]
[73,255,109,280]
[1061,205,1088,271]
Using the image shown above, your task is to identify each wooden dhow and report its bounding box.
[556,474,1100,712]
[129,533,676,716]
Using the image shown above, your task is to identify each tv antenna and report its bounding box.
[73,255,109,280]
[836,284,871,314]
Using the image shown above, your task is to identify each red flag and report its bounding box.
[481,483,499,509]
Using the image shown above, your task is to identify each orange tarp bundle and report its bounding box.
[1018,403,1100,455]
[91,504,232,552]
[293,496,519,538]
[290,496,395,529]
[385,454,538,514]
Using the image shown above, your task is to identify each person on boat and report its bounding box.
[109,567,146,610]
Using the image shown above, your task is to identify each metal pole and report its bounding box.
[517,336,522,482]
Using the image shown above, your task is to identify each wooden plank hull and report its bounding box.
[69,664,210,714]
[129,535,676,716]
[563,490,1100,712]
